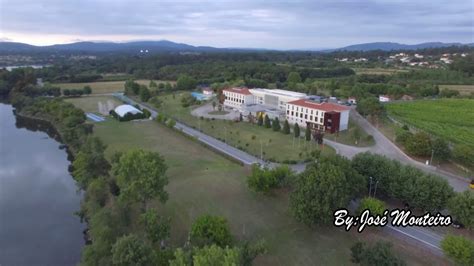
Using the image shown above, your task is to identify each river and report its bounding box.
[0,103,85,265]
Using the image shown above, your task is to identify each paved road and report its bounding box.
[113,94,451,251]
[191,102,240,120]
[345,110,469,192]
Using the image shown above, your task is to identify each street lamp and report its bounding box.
[369,176,373,197]
[373,180,379,197]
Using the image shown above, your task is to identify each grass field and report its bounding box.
[66,95,443,265]
[64,96,122,113]
[155,93,336,162]
[386,99,474,148]
[324,120,375,147]
[439,84,474,96]
[53,80,176,94]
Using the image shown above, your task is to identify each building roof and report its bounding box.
[114,104,142,117]
[249,88,307,98]
[223,87,252,95]
[287,99,350,112]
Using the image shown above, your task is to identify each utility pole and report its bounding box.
[224,126,227,143]
[430,149,434,165]
[369,176,373,197]
[373,180,379,197]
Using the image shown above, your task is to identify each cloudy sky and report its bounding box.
[0,0,472,49]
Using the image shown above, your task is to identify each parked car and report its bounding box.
[452,220,465,229]
[470,179,474,189]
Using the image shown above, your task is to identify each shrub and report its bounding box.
[190,215,232,247]
[441,235,474,266]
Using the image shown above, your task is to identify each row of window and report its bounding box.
[287,110,324,123]
[288,105,321,116]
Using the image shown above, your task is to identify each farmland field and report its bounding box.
[439,84,474,96]
[53,80,175,94]
[386,99,474,148]
[353,67,409,75]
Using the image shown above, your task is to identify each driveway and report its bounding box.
[191,102,240,120]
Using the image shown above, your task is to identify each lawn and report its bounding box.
[324,120,375,147]
[386,99,474,148]
[67,96,442,266]
[155,93,336,162]
[439,84,474,96]
[53,79,175,95]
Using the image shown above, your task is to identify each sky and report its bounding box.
[0,0,473,49]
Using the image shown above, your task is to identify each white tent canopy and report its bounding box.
[114,104,142,117]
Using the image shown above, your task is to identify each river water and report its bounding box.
[0,103,85,265]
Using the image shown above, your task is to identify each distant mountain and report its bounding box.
[331,42,473,52]
[0,40,223,53]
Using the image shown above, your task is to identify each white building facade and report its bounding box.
[248,88,307,111]
[222,88,254,110]
[286,99,350,132]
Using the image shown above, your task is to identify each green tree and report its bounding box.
[448,191,474,229]
[305,126,311,141]
[140,210,170,244]
[264,114,271,128]
[170,245,241,266]
[357,197,386,215]
[432,138,451,162]
[290,158,362,225]
[441,235,474,266]
[72,137,110,189]
[139,85,151,102]
[272,117,281,131]
[453,144,474,168]
[257,115,263,126]
[83,85,92,95]
[149,80,157,89]
[193,245,241,266]
[356,97,384,117]
[293,123,300,137]
[176,74,197,90]
[111,234,154,266]
[282,120,290,134]
[112,149,168,210]
[124,79,140,95]
[351,241,406,266]
[405,132,432,157]
[287,72,302,84]
[190,215,233,247]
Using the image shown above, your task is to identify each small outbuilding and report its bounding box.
[114,104,143,117]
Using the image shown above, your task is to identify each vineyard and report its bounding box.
[386,99,474,148]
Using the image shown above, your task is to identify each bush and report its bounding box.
[246,164,294,193]
[166,119,176,128]
[351,241,405,266]
[357,197,386,216]
[190,215,232,247]
[453,144,474,168]
[441,235,474,266]
[404,132,432,157]
[448,191,474,229]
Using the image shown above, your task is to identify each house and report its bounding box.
[202,87,214,96]
[347,97,357,105]
[285,99,350,133]
[379,95,391,102]
[401,94,414,101]
[114,104,142,117]
[222,87,254,110]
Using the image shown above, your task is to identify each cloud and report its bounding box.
[0,0,472,48]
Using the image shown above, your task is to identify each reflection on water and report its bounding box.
[0,103,85,265]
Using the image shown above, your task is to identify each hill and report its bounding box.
[332,42,473,51]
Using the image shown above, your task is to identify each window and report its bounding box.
[320,118,323,123]
[291,111,294,116]
[300,113,303,118]
[310,115,313,121]
[287,110,289,115]
[305,114,307,119]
